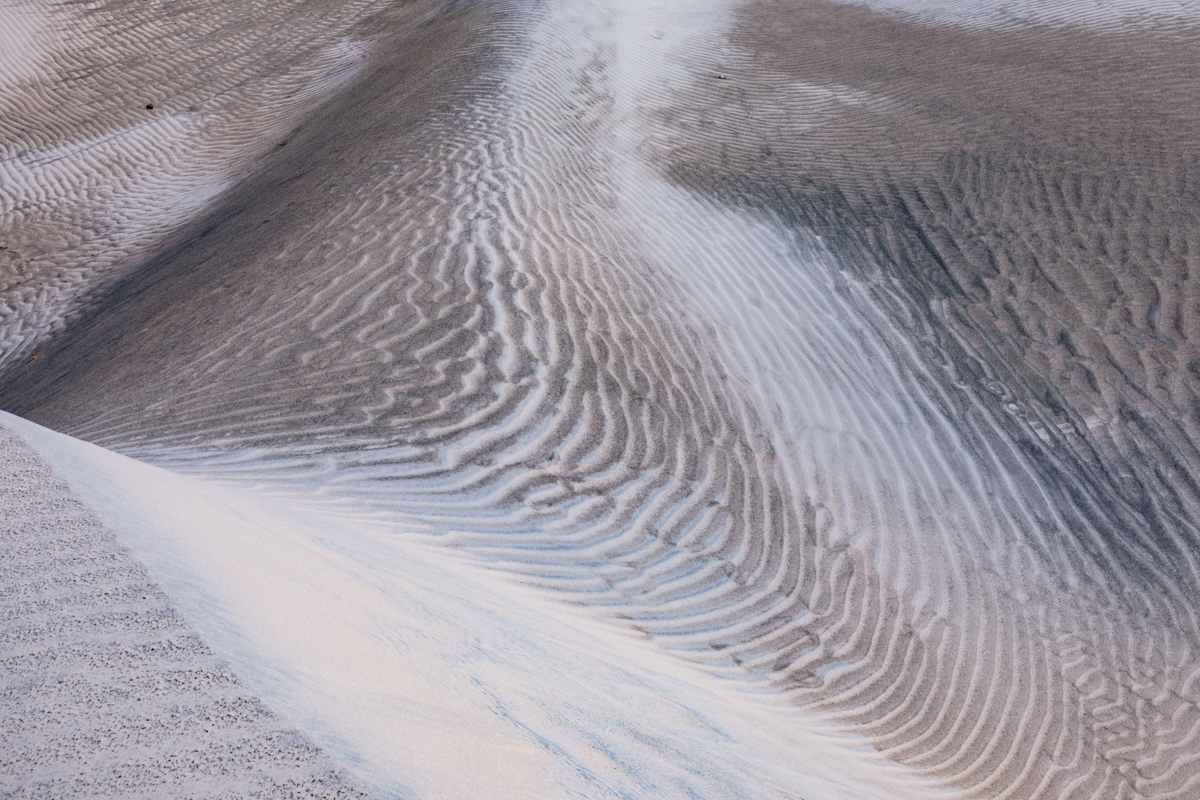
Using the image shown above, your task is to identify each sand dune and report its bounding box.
[3,1,1200,798]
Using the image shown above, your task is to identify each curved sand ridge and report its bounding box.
[0,424,372,798]
[4,1,1200,798]
[4,410,924,800]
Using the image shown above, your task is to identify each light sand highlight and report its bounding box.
[4,411,921,800]
[0,422,371,799]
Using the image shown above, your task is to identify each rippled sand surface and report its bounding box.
[3,0,1200,797]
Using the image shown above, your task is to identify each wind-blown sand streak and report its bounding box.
[3,0,1200,798]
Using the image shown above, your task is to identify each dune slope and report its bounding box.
[3,1,1200,798]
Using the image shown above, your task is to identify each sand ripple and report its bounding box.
[3,1,1200,798]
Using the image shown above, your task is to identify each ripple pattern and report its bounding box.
[0,0,453,369]
[3,1,1200,798]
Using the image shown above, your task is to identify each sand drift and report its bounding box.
[3,0,1200,798]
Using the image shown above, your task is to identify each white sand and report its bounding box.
[3,411,919,800]
[850,0,1200,29]
[0,421,370,799]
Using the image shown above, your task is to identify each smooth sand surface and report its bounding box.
[3,1,1200,798]
[0,422,371,799]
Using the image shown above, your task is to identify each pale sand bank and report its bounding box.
[0,412,921,800]
[0,422,372,798]
[0,0,448,370]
